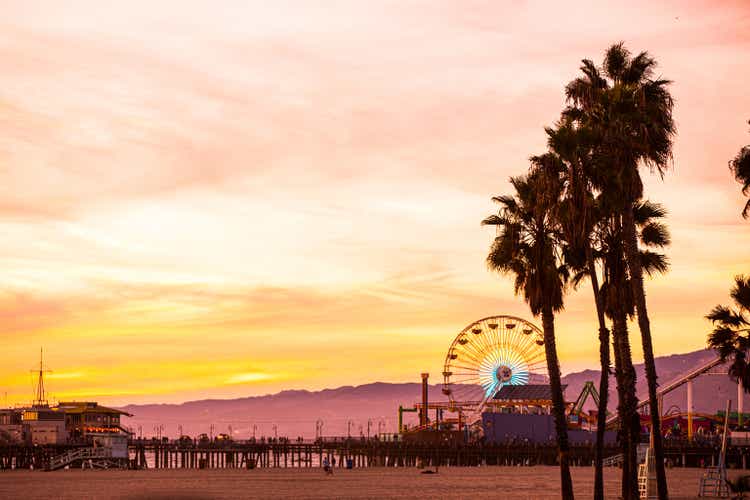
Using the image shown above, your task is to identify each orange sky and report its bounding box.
[1,0,749,406]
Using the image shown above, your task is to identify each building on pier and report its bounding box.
[0,408,24,444]
[485,384,561,415]
[56,402,132,443]
[1,403,132,445]
[481,384,558,444]
[21,407,67,445]
[481,384,616,445]
[3,350,134,446]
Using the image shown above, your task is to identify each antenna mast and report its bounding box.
[31,347,51,407]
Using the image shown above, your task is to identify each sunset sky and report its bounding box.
[1,0,749,406]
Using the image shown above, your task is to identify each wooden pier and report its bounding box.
[2,438,749,471]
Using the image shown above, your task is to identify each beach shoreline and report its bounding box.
[0,466,723,499]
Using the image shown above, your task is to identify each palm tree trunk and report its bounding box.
[622,206,668,500]
[611,324,631,499]
[613,311,640,499]
[587,252,610,500]
[541,305,574,500]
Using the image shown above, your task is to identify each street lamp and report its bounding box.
[367,419,372,440]
[272,424,278,440]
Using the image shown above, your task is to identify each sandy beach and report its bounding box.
[0,466,733,499]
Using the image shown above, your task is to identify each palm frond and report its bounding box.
[483,168,568,318]
[729,145,750,197]
[633,200,668,222]
[624,51,656,83]
[570,268,589,289]
[731,145,750,192]
[731,275,750,313]
[706,304,748,327]
[603,42,629,81]
[638,250,669,277]
[639,222,670,247]
[481,214,505,226]
[491,194,517,211]
[707,325,739,361]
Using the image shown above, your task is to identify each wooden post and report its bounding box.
[420,373,429,427]
[739,379,744,428]
[687,379,694,441]
[720,399,731,470]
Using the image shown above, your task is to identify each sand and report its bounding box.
[0,466,733,499]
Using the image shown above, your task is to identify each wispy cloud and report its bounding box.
[0,0,749,405]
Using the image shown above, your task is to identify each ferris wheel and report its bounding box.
[442,315,547,414]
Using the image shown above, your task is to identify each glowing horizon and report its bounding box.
[1,0,749,406]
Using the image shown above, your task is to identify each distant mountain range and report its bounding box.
[120,349,742,439]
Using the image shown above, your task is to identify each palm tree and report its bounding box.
[538,121,611,500]
[600,210,640,499]
[598,201,670,499]
[565,43,675,500]
[482,169,574,500]
[729,120,750,218]
[707,276,750,388]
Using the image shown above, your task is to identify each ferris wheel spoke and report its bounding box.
[528,360,546,370]
[464,343,484,370]
[450,362,485,372]
[460,335,487,361]
[472,323,492,357]
[527,356,546,368]
[450,378,483,387]
[456,338,484,359]
[517,335,540,354]
[456,348,483,365]
[450,372,482,380]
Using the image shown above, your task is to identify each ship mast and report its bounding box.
[31,347,51,408]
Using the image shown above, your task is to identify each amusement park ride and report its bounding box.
[399,314,579,441]
[442,315,548,416]
[399,314,748,446]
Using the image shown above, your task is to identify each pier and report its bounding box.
[2,439,749,471]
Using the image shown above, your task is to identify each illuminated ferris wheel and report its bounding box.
[442,315,547,414]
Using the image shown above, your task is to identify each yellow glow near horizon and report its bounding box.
[1,1,749,407]
[225,373,277,385]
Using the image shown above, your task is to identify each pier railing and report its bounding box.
[48,447,111,471]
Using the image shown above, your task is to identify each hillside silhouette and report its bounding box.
[120,349,740,439]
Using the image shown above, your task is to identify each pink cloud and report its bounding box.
[0,0,748,402]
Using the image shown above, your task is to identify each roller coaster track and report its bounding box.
[605,355,725,427]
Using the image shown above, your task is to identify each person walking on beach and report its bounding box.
[322,457,333,475]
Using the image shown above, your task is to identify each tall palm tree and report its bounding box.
[598,201,670,499]
[538,121,611,500]
[482,169,574,500]
[565,43,675,500]
[707,276,750,387]
[600,211,640,499]
[729,120,750,218]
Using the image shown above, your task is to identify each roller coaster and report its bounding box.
[606,355,743,440]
